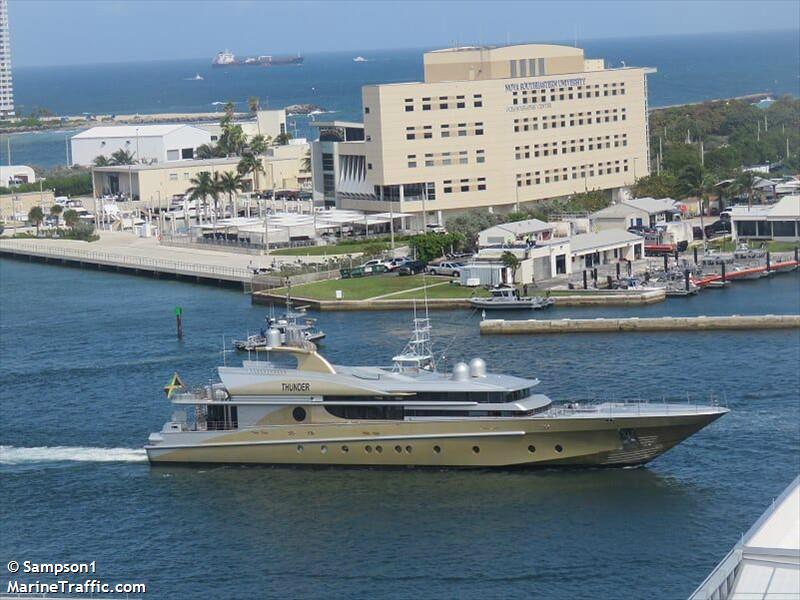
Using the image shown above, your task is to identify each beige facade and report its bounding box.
[337,43,654,227]
[91,144,310,208]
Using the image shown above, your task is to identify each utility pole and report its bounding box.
[764,114,768,133]
[658,136,663,176]
[757,120,761,142]
[700,140,704,166]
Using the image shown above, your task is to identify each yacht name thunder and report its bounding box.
[145,320,727,467]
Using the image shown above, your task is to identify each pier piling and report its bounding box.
[175,306,183,339]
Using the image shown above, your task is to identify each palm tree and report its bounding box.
[218,123,247,156]
[28,206,44,235]
[186,171,218,225]
[195,143,219,160]
[273,132,292,146]
[300,149,311,173]
[248,134,269,156]
[733,169,759,209]
[218,171,244,217]
[49,204,63,227]
[678,164,716,248]
[93,155,111,167]
[63,209,79,228]
[110,149,135,165]
[247,96,261,112]
[237,153,264,192]
[501,251,521,284]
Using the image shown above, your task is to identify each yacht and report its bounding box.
[469,286,554,310]
[146,317,728,467]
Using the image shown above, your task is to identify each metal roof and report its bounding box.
[729,195,800,220]
[480,218,552,239]
[570,230,643,254]
[73,124,204,139]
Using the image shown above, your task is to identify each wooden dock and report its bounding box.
[480,314,800,335]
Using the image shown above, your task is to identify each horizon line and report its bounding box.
[10,27,800,70]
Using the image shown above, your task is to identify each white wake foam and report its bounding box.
[0,445,147,465]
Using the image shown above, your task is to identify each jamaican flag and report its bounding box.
[163,372,186,398]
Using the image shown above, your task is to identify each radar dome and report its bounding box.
[452,362,470,382]
[469,357,487,378]
[266,328,282,348]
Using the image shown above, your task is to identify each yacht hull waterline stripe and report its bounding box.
[145,430,527,451]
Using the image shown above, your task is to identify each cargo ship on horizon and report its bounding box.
[212,50,304,67]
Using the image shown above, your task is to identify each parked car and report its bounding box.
[386,257,411,271]
[425,224,447,234]
[705,220,731,238]
[427,262,463,277]
[627,225,656,236]
[359,259,390,274]
[398,260,427,276]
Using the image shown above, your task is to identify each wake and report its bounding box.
[0,445,147,465]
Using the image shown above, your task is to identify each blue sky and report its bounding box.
[8,0,800,67]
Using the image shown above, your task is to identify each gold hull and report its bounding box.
[146,411,724,468]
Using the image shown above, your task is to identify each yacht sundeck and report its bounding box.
[146,319,727,467]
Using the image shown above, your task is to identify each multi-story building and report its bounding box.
[0,0,14,118]
[314,43,654,229]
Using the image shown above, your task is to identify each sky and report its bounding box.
[7,0,800,68]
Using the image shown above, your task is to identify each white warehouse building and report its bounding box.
[71,124,212,167]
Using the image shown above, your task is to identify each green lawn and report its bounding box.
[707,239,800,253]
[277,274,434,300]
[391,283,490,299]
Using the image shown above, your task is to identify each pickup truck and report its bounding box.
[427,262,463,277]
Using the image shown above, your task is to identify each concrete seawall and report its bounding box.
[251,287,665,310]
[480,314,800,335]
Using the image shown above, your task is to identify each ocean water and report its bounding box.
[3,29,799,169]
[1,258,798,599]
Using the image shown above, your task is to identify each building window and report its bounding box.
[458,151,468,165]
[181,148,194,159]
[473,94,483,108]
[476,150,485,163]
[477,177,486,191]
[407,154,417,168]
[460,179,469,192]
[426,182,436,200]
[323,173,335,195]
[322,153,334,171]
[364,107,370,114]
[423,126,432,139]
[425,153,434,167]
[443,180,453,194]
[368,163,373,170]
[406,127,415,140]
[405,105,414,112]
[169,173,178,181]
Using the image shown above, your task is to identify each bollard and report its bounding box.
[607,275,613,289]
[721,261,726,282]
[627,261,632,276]
[583,270,588,290]
[693,246,698,264]
[663,255,668,272]
[684,269,691,291]
[592,268,598,287]
[766,252,771,272]
[175,306,183,339]
[616,262,621,279]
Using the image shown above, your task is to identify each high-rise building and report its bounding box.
[312,43,655,229]
[0,0,13,118]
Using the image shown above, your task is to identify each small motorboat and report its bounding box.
[234,306,325,351]
[469,285,554,310]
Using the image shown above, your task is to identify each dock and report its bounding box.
[0,239,253,287]
[480,314,800,335]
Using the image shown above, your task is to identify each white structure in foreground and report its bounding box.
[689,475,799,600]
[71,125,212,167]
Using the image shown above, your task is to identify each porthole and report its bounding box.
[296,445,304,453]
[394,445,402,453]
[405,445,413,453]
[365,445,373,453]
[555,444,563,453]
[528,445,536,454]
[376,445,383,453]
[341,445,349,453]
[472,446,480,454]
[320,445,328,454]
[433,445,441,454]
[292,407,307,422]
